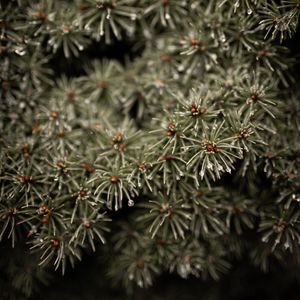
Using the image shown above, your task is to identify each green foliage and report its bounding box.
[0,0,300,298]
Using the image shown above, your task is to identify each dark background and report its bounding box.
[36,254,300,300]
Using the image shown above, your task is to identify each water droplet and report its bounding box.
[191,3,197,9]
[143,29,151,38]
[247,8,253,15]
[100,30,104,36]
[131,14,136,21]
[137,280,143,287]
[220,33,226,42]
[207,161,213,170]
[177,65,185,72]
[205,63,212,71]
[210,53,217,63]
[218,165,224,171]
[15,47,26,56]
[200,170,205,179]
[222,43,229,51]
[173,73,179,80]
[128,199,134,207]
[165,13,170,20]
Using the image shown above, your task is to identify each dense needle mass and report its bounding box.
[0,0,299,298]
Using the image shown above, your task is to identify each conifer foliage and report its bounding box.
[0,0,299,297]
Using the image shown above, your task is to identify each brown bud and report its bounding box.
[195,190,203,198]
[113,131,122,142]
[200,107,207,114]
[190,38,198,46]
[0,20,6,28]
[160,202,170,213]
[62,24,70,34]
[3,208,16,219]
[32,125,40,134]
[81,218,92,228]
[232,207,241,214]
[37,206,51,215]
[50,111,58,119]
[0,46,7,55]
[158,155,171,161]
[136,259,145,269]
[110,175,119,184]
[81,162,95,174]
[79,190,87,197]
[257,49,268,58]
[67,90,76,101]
[206,144,214,152]
[137,163,145,170]
[206,208,214,215]
[235,32,242,40]
[17,175,33,184]
[191,102,198,114]
[41,216,49,223]
[118,143,126,151]
[97,80,108,88]
[21,144,31,159]
[183,255,192,262]
[155,239,166,246]
[199,46,206,55]
[56,160,66,169]
[251,94,258,101]
[79,4,89,11]
[56,130,65,137]
[2,80,9,91]
[32,11,47,20]
[50,239,60,247]
[275,219,287,233]
[160,53,171,61]
[168,122,176,131]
